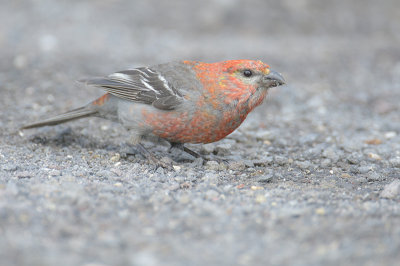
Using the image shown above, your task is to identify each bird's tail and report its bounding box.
[21,106,98,130]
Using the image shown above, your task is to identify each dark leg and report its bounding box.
[134,143,173,170]
[169,142,202,158]
[183,146,202,158]
[169,142,230,164]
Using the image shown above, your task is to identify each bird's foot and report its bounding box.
[169,142,229,165]
[125,143,174,171]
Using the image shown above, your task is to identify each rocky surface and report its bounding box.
[1,0,399,265]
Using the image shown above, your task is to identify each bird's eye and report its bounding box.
[243,69,253,77]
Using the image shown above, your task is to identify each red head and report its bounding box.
[184,59,285,104]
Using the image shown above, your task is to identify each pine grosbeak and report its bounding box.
[22,60,285,166]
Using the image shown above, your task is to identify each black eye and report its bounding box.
[243,69,253,77]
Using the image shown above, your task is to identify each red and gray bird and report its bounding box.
[22,60,285,166]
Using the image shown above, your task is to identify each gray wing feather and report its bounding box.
[80,67,183,110]
[152,96,183,111]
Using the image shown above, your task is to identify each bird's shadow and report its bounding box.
[27,127,196,163]
[28,127,121,152]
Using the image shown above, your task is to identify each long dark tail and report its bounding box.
[21,106,98,130]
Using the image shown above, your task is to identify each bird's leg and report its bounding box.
[121,134,173,170]
[169,142,230,164]
[169,142,202,159]
[135,143,173,170]
[123,142,173,170]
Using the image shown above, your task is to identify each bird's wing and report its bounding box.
[80,67,184,110]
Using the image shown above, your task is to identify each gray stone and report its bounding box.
[380,180,400,199]
[320,158,332,168]
[358,166,373,174]
[273,156,287,166]
[48,169,61,176]
[202,173,219,183]
[366,172,381,182]
[257,175,273,183]
[2,164,18,171]
[17,171,31,179]
[295,161,311,169]
[322,147,340,162]
[389,157,400,168]
[228,161,246,171]
[205,160,220,171]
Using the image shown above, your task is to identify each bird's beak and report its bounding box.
[263,70,285,87]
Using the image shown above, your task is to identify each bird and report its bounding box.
[21,60,285,167]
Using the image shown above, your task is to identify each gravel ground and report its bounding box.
[1,0,400,265]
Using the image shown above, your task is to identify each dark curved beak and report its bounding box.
[263,70,285,87]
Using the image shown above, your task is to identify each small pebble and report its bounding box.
[228,161,246,171]
[295,161,311,169]
[110,153,120,162]
[202,173,219,183]
[364,139,382,145]
[347,153,362,164]
[354,176,367,184]
[244,160,254,168]
[205,160,220,171]
[273,156,287,166]
[218,162,228,170]
[389,157,400,168]
[366,172,381,182]
[380,180,400,199]
[320,159,331,168]
[180,182,191,189]
[257,175,273,183]
[160,156,173,165]
[3,164,18,172]
[215,143,232,155]
[322,147,340,162]
[17,171,31,179]
[358,166,372,174]
[341,173,352,178]
[368,153,381,160]
[255,195,267,203]
[101,124,109,131]
[155,167,165,175]
[201,144,216,154]
[168,183,180,191]
[263,140,271,145]
[173,165,181,171]
[48,169,61,176]
[384,131,397,139]
[315,208,325,215]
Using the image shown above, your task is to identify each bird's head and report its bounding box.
[186,59,285,93]
[185,59,285,108]
[219,59,285,91]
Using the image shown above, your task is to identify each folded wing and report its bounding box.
[81,67,183,110]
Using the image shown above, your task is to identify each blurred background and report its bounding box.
[1,0,399,130]
[1,0,400,265]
